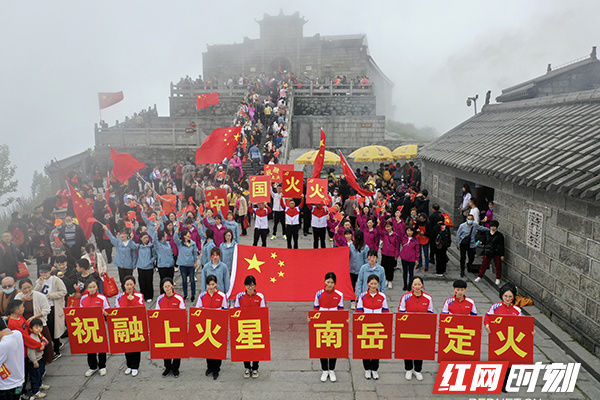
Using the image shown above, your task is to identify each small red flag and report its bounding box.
[312,128,326,179]
[195,126,242,164]
[338,151,375,197]
[98,91,124,109]
[110,147,146,183]
[196,92,220,109]
[67,183,94,240]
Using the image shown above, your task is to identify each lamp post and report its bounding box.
[466,94,479,115]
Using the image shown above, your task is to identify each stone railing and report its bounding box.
[292,81,373,96]
[170,83,247,98]
[95,126,202,148]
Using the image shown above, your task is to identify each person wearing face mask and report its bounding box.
[58,216,86,259]
[456,215,488,277]
[0,277,18,315]
[474,220,504,286]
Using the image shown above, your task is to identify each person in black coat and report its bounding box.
[414,190,430,217]
[93,211,116,264]
[475,220,505,285]
[0,232,24,279]
[58,215,86,260]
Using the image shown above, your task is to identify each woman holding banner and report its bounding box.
[115,275,145,377]
[397,276,434,381]
[80,280,110,377]
[155,277,186,377]
[313,272,344,382]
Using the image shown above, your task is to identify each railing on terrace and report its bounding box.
[95,126,203,148]
[170,83,248,98]
[170,81,373,97]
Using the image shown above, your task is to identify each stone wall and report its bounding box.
[291,116,385,149]
[169,95,241,118]
[421,160,600,355]
[293,95,376,116]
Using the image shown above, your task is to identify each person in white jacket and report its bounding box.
[34,264,67,358]
[81,243,107,276]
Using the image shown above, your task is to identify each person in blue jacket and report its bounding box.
[150,224,175,294]
[348,230,370,309]
[200,248,230,294]
[132,232,156,302]
[200,229,216,267]
[355,249,386,297]
[219,229,236,278]
[103,225,138,289]
[223,210,240,243]
[174,221,199,302]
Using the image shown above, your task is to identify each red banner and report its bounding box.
[64,307,109,354]
[433,361,509,395]
[264,164,294,183]
[188,308,229,360]
[306,178,329,205]
[394,313,437,360]
[282,171,304,198]
[106,307,149,353]
[487,315,535,365]
[147,309,188,359]
[229,308,271,362]
[248,176,271,204]
[438,314,482,362]
[67,183,94,240]
[205,188,229,216]
[352,313,393,359]
[308,311,349,359]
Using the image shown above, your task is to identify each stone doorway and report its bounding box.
[270,57,292,74]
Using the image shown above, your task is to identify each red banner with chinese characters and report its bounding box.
[394,313,437,360]
[306,178,329,205]
[64,307,109,354]
[352,312,393,359]
[282,171,304,198]
[205,188,229,216]
[106,307,149,353]
[147,309,188,359]
[229,308,271,362]
[188,308,229,360]
[308,310,349,359]
[487,315,534,365]
[248,176,271,204]
[433,361,509,395]
[438,314,482,362]
[264,164,294,183]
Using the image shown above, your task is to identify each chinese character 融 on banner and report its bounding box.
[106,307,149,353]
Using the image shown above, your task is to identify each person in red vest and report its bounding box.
[155,277,186,377]
[115,275,145,377]
[249,203,271,247]
[311,204,329,249]
[80,280,109,378]
[441,280,477,315]
[281,196,304,249]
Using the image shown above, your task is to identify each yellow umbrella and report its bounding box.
[392,144,418,159]
[348,145,394,162]
[294,150,340,165]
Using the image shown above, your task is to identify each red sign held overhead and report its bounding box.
[229,308,271,362]
[264,164,294,183]
[394,313,437,360]
[438,314,482,362]
[188,308,229,360]
[487,315,535,365]
[306,178,329,205]
[64,307,109,354]
[352,313,393,360]
[205,188,229,216]
[248,176,271,204]
[106,307,150,354]
[282,171,304,198]
[147,309,188,359]
[308,310,349,359]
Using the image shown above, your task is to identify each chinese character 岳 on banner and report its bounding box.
[352,313,393,359]
[64,307,109,354]
[106,307,149,353]
[308,310,349,359]
[188,308,229,360]
[147,309,188,359]
[394,313,437,360]
[205,188,229,216]
[306,178,329,205]
[282,171,304,198]
[488,315,534,365]
[438,314,482,362]
[248,176,271,204]
[229,308,271,362]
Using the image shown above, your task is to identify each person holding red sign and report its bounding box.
[115,275,145,377]
[202,214,227,247]
[233,275,266,378]
[155,277,186,377]
[356,274,389,380]
[313,272,344,382]
[80,280,110,378]
[333,218,353,248]
[281,196,304,249]
[270,185,285,240]
[398,276,434,381]
[195,274,228,380]
[441,280,478,316]
[249,203,271,247]
[310,204,329,249]
[484,283,535,334]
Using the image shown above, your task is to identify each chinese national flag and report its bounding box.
[352,312,393,359]
[110,147,146,183]
[312,128,326,178]
[147,309,189,359]
[487,315,534,365]
[282,171,303,198]
[98,91,124,109]
[64,307,109,354]
[309,310,349,359]
[306,178,329,205]
[106,307,150,354]
[437,314,482,362]
[188,308,229,360]
[196,92,220,109]
[67,183,94,240]
[264,164,293,183]
[394,313,437,360]
[228,245,354,301]
[339,151,375,197]
[248,176,271,203]
[195,126,241,164]
[204,188,229,216]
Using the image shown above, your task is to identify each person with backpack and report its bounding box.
[431,220,451,276]
[456,214,488,277]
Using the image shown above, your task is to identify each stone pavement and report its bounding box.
[38,226,599,400]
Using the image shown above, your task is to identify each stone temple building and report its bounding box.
[420,47,600,355]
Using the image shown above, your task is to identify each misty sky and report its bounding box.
[1,0,599,195]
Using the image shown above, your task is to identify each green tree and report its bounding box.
[0,144,17,207]
[31,170,52,199]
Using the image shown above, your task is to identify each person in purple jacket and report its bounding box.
[380,221,400,289]
[482,201,494,228]
[333,218,353,247]
[399,226,420,291]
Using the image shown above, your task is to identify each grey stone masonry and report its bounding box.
[293,95,376,116]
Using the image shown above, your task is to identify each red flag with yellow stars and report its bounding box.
[195,126,242,164]
[228,245,354,301]
[338,151,375,197]
[312,128,326,178]
[67,183,94,240]
[196,92,220,109]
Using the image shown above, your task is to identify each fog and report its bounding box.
[1,0,599,195]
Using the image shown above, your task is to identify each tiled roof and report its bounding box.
[419,89,600,200]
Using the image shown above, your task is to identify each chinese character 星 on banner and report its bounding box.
[64,307,109,354]
[438,314,482,362]
[352,313,393,359]
[249,176,271,204]
[394,313,437,360]
[488,315,534,365]
[106,307,149,353]
[147,309,188,359]
[309,310,349,359]
[282,171,304,198]
[229,308,271,362]
[188,308,229,360]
